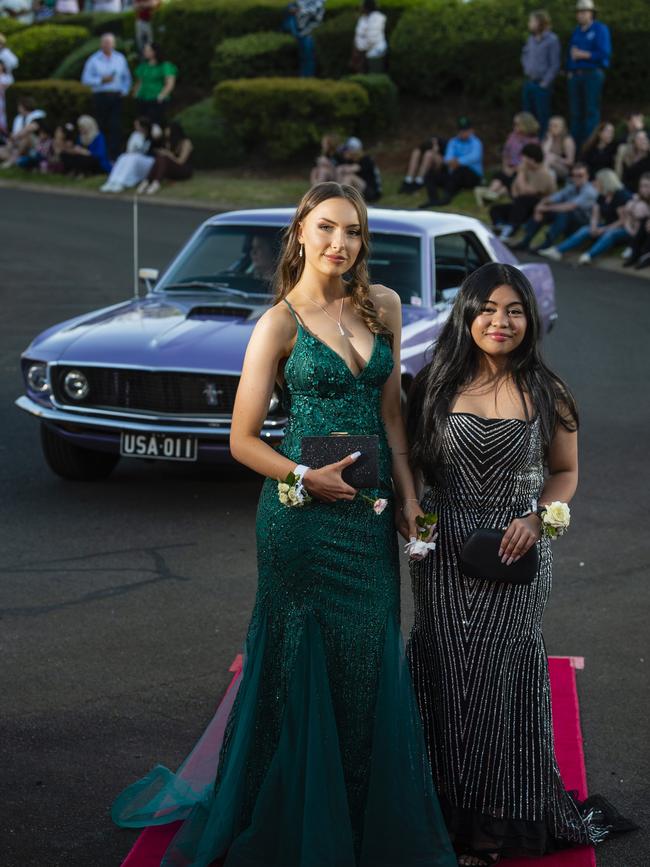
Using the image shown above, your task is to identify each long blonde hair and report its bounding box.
[77,114,100,146]
[273,182,393,346]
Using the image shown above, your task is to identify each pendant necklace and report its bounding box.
[306,293,346,336]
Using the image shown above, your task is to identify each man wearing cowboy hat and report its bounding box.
[567,0,611,149]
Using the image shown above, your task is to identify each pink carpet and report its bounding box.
[119,656,595,867]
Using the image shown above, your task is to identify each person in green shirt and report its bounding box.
[133,42,177,126]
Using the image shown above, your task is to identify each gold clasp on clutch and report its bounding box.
[329,431,349,436]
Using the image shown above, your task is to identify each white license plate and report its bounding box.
[120,432,198,462]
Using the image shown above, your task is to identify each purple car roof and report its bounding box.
[207,207,484,236]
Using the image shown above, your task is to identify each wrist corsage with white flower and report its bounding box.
[404,511,438,560]
[278,468,311,508]
[538,501,571,538]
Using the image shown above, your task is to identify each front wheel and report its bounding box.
[40,423,119,481]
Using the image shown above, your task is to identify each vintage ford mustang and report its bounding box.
[16,208,556,480]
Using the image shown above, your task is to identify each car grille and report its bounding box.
[51,366,240,416]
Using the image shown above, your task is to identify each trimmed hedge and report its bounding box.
[214,77,369,160]
[0,18,30,36]
[50,35,128,80]
[314,11,357,80]
[11,24,89,81]
[211,31,297,84]
[157,0,288,84]
[49,10,135,37]
[6,80,92,126]
[391,0,650,105]
[344,73,399,134]
[174,97,245,168]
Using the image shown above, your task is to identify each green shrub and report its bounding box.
[391,0,650,106]
[211,31,297,84]
[214,77,369,160]
[157,0,289,84]
[50,35,128,80]
[49,11,135,36]
[11,24,89,80]
[174,97,245,168]
[344,73,399,134]
[313,11,357,79]
[6,80,92,127]
[326,0,425,30]
[0,18,30,36]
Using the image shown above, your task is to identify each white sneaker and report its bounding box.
[578,253,592,265]
[538,246,562,262]
[100,182,113,192]
[621,246,633,260]
[136,179,149,194]
[145,180,161,195]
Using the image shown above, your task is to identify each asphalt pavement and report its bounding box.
[1,188,647,866]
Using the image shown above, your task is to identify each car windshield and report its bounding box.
[157,225,422,304]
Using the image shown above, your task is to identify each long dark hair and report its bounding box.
[407,262,578,482]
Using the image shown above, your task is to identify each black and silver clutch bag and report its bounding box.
[460,528,538,585]
[300,434,379,489]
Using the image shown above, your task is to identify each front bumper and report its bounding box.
[15,395,285,462]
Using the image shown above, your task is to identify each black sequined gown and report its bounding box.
[408,413,608,857]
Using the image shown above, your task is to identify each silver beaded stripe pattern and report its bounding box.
[407,414,600,846]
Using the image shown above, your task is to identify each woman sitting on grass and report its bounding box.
[137,122,193,195]
[101,116,158,193]
[474,111,540,207]
[542,115,576,181]
[309,132,341,185]
[60,115,112,177]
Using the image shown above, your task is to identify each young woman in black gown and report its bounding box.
[406,262,634,865]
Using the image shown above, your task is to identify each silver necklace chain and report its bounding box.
[305,293,346,336]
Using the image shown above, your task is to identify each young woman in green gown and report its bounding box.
[112,182,455,866]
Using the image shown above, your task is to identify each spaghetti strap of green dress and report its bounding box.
[112,298,456,867]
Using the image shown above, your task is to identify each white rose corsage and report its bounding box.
[539,501,571,538]
[278,470,311,507]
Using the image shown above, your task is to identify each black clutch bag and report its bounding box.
[300,434,379,489]
[459,528,538,585]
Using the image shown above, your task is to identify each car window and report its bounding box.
[159,225,422,304]
[433,232,489,301]
[368,233,422,305]
[159,225,283,295]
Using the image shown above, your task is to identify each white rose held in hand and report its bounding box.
[405,537,437,560]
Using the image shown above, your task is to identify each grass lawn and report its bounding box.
[0,165,484,219]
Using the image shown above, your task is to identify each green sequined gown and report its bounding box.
[112,300,456,867]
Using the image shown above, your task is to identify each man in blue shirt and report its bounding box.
[566,0,611,150]
[420,117,483,207]
[81,32,132,159]
[512,162,597,251]
[521,10,561,137]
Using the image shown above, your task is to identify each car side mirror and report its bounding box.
[139,267,159,293]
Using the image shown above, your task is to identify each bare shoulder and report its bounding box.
[250,302,297,350]
[369,283,401,324]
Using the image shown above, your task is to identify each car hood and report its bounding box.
[27,295,265,373]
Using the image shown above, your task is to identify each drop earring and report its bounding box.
[299,244,303,258]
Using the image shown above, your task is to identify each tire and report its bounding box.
[40,423,119,481]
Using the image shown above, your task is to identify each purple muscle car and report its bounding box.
[16,208,557,480]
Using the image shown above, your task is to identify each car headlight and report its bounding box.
[27,362,49,394]
[63,369,90,400]
[268,389,280,413]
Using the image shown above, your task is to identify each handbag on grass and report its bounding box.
[300,433,379,489]
[460,527,538,585]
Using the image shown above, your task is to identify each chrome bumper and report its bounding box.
[15,395,285,441]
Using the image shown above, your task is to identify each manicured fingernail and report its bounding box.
[498,549,503,557]
[514,556,520,562]
[350,451,361,460]
[501,555,508,563]
[507,557,514,565]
